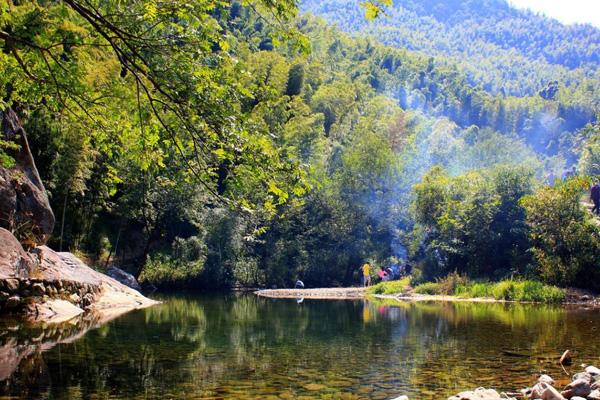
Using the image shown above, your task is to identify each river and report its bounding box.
[1,293,599,399]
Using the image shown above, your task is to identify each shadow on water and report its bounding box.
[1,293,600,399]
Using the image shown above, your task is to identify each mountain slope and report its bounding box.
[300,0,600,97]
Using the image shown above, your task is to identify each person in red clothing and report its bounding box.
[591,182,600,215]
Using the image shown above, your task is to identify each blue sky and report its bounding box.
[509,0,600,27]
[509,0,600,28]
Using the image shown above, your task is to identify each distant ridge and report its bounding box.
[300,0,600,97]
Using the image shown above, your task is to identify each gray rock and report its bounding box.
[31,282,45,296]
[532,382,565,400]
[588,389,600,400]
[586,366,600,376]
[82,293,94,307]
[69,293,80,304]
[4,278,19,292]
[0,108,55,245]
[5,295,20,309]
[107,267,142,292]
[561,378,591,398]
[572,372,592,383]
[390,396,408,400]
[539,374,555,386]
[447,387,511,400]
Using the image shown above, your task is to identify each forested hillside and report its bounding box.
[1,0,599,292]
[301,0,600,97]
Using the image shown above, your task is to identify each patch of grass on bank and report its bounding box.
[367,277,411,295]
[139,254,204,287]
[413,282,443,295]
[411,273,565,303]
[454,280,566,303]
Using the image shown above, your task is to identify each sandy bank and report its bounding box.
[255,286,600,307]
[255,287,503,302]
[255,287,366,300]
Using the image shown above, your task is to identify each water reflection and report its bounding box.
[1,294,599,399]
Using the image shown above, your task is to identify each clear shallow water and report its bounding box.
[1,294,600,400]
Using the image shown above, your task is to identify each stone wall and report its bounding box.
[0,277,101,315]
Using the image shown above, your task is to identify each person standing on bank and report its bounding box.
[362,262,372,287]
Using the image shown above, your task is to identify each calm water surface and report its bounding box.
[1,293,600,399]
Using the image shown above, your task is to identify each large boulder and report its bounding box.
[107,267,142,292]
[561,378,591,398]
[0,228,34,280]
[0,108,54,246]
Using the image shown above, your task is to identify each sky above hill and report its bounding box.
[510,0,600,27]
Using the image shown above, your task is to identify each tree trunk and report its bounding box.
[59,190,69,252]
[104,223,122,268]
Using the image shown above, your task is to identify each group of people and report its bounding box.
[360,262,410,287]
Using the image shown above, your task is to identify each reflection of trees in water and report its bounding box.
[2,295,600,399]
[387,301,600,397]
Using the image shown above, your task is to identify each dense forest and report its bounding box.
[301,0,600,97]
[1,0,599,291]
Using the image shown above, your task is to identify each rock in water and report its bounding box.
[588,390,600,400]
[586,366,600,377]
[572,372,592,383]
[447,388,513,400]
[0,108,54,245]
[531,382,565,400]
[561,378,591,398]
[538,374,555,386]
[107,267,142,292]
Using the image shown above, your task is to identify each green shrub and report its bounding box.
[139,254,205,287]
[455,282,492,298]
[455,280,565,303]
[367,277,411,295]
[414,282,442,295]
[521,177,600,290]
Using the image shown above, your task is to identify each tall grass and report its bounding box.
[454,280,565,303]
[367,277,411,295]
[369,273,565,303]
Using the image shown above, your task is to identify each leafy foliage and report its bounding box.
[521,178,600,289]
[2,0,599,292]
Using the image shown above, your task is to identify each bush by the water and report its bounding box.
[455,280,565,303]
[413,272,469,295]
[520,177,600,291]
[413,168,600,292]
[413,282,443,295]
[411,276,565,303]
[367,277,411,295]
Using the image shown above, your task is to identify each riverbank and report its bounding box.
[255,287,366,299]
[0,228,158,324]
[254,284,600,306]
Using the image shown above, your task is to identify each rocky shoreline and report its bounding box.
[443,364,600,400]
[0,108,157,324]
[386,364,600,400]
[1,228,158,324]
